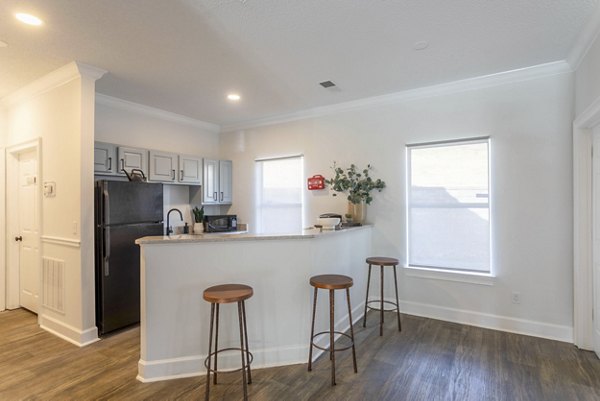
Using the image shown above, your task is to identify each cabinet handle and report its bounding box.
[172,169,175,180]
[120,159,125,171]
[108,157,112,170]
[15,235,23,242]
[180,170,184,181]
[213,192,217,201]
[220,192,224,202]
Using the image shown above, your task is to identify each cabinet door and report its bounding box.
[219,160,233,204]
[118,147,148,176]
[94,142,117,174]
[149,151,177,182]
[179,155,202,184]
[202,159,219,204]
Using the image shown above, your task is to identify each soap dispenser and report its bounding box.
[183,222,189,234]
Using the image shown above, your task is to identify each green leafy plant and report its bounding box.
[192,206,205,223]
[325,162,386,205]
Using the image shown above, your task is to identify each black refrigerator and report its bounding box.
[95,180,164,335]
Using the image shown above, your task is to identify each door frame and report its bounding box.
[5,138,42,311]
[574,97,600,349]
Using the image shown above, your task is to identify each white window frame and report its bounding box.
[255,154,304,234]
[405,137,494,285]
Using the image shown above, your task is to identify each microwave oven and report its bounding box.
[204,215,238,232]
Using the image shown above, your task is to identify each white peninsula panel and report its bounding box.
[136,226,372,382]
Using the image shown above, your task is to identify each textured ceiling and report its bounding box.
[0,0,598,126]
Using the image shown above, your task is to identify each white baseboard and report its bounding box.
[137,302,366,382]
[39,314,100,347]
[137,299,573,382]
[399,300,573,343]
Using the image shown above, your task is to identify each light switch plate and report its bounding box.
[43,181,56,197]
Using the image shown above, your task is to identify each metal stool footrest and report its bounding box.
[366,299,399,312]
[204,347,254,374]
[311,331,355,352]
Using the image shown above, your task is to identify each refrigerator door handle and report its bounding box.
[103,227,110,276]
[103,188,110,225]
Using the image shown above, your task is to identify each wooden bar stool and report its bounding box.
[203,284,253,401]
[308,274,357,386]
[362,257,401,336]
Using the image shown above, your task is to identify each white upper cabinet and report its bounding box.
[149,152,202,184]
[179,155,202,184]
[95,141,212,188]
[203,159,219,204]
[219,160,233,204]
[94,142,117,175]
[203,159,232,204]
[118,146,148,176]
[149,151,177,182]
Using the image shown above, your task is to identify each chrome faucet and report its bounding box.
[166,208,183,235]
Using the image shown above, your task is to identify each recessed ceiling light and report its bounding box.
[413,41,429,51]
[227,94,241,101]
[16,13,43,26]
[0,40,8,48]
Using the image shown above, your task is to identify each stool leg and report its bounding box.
[393,265,402,332]
[308,287,318,371]
[242,300,252,384]
[380,265,384,336]
[363,264,372,328]
[205,303,215,401]
[237,301,248,401]
[213,304,219,384]
[329,289,336,386]
[346,288,358,374]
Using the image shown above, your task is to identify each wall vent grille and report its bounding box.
[42,257,65,313]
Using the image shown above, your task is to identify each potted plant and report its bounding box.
[325,163,386,224]
[192,206,205,234]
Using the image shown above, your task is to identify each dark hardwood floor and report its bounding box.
[1,308,600,400]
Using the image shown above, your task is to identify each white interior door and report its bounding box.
[17,149,40,313]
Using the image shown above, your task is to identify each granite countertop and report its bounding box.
[135,225,371,245]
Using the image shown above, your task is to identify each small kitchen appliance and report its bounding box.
[204,214,238,232]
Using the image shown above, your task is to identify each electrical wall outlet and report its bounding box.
[511,292,521,304]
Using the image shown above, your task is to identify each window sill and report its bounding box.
[403,266,495,286]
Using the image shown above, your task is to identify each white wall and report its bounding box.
[94,97,222,230]
[575,32,600,116]
[221,71,575,340]
[3,62,103,345]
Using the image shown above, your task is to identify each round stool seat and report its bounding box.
[366,256,399,266]
[310,274,353,290]
[203,284,253,304]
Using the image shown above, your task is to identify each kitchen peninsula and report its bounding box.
[135,225,372,382]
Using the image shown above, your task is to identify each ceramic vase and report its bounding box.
[193,222,204,234]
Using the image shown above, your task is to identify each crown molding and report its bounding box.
[95,93,220,133]
[567,4,600,71]
[222,61,571,132]
[2,61,107,106]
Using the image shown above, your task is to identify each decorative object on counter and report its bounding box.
[326,162,386,224]
[192,206,205,234]
[122,168,147,182]
[344,213,353,223]
[317,217,341,230]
